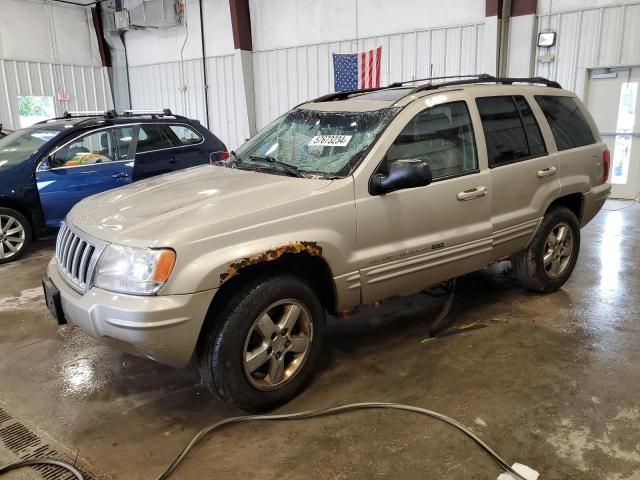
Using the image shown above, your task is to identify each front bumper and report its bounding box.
[47,258,216,368]
[581,183,611,227]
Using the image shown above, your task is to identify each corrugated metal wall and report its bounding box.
[128,54,247,149]
[536,2,640,98]
[0,59,112,129]
[253,23,485,129]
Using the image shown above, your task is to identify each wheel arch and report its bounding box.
[0,199,37,239]
[547,192,584,222]
[213,249,338,316]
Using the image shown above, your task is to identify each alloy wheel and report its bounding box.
[243,299,313,391]
[543,222,574,279]
[0,215,26,260]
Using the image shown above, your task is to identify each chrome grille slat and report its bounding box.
[72,241,86,279]
[66,237,79,273]
[55,222,106,294]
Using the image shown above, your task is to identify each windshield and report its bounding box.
[0,128,60,167]
[233,108,399,177]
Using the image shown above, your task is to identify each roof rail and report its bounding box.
[296,74,562,108]
[409,75,561,94]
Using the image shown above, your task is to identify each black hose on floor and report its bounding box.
[0,402,529,480]
[0,458,84,479]
[154,402,529,480]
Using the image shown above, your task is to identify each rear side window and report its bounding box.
[476,95,547,167]
[167,125,203,145]
[136,124,174,153]
[535,95,595,151]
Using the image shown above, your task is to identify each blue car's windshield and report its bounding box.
[0,128,60,167]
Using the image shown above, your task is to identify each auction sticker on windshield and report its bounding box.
[308,135,352,147]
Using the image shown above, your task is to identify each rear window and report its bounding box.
[535,96,595,151]
[476,95,546,167]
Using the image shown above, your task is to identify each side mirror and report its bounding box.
[38,156,52,171]
[371,159,432,195]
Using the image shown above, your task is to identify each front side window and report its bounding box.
[384,101,478,180]
[232,108,399,177]
[168,125,203,145]
[112,127,135,160]
[535,95,595,151]
[51,130,116,168]
[476,95,546,167]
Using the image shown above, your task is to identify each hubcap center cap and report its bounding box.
[272,335,287,353]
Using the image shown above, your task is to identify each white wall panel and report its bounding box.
[0,0,102,67]
[128,55,246,149]
[535,2,640,98]
[249,0,486,51]
[253,23,484,130]
[0,60,112,129]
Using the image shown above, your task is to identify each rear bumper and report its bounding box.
[47,258,216,368]
[581,183,611,227]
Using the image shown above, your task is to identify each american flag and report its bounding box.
[332,46,382,92]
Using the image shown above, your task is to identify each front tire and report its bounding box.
[0,208,31,265]
[198,274,326,412]
[512,206,580,293]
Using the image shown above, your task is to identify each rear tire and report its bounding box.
[0,208,31,265]
[512,206,580,293]
[198,273,326,412]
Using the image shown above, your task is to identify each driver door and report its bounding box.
[36,127,134,228]
[355,99,493,303]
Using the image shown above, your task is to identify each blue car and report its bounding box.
[0,109,227,264]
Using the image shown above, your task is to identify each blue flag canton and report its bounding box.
[333,53,358,92]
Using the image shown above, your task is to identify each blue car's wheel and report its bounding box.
[0,208,31,264]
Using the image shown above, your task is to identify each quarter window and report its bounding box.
[535,95,595,150]
[476,95,546,167]
[385,101,478,180]
[168,125,203,145]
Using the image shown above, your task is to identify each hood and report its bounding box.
[68,165,333,245]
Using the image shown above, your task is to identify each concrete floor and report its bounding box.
[0,200,639,480]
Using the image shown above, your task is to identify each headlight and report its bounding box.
[94,245,176,295]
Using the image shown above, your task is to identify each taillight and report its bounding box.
[219,150,230,161]
[602,149,610,183]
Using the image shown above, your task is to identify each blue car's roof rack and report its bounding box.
[35,108,188,124]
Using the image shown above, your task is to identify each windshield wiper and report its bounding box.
[248,155,305,178]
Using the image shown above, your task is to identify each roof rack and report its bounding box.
[62,109,118,119]
[302,74,561,106]
[409,75,562,94]
[122,108,182,119]
[36,110,118,124]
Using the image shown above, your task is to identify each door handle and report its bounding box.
[112,172,129,179]
[168,156,176,164]
[537,166,557,178]
[457,186,487,201]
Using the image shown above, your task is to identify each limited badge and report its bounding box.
[308,135,352,147]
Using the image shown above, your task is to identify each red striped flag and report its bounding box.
[360,46,382,89]
[333,46,383,92]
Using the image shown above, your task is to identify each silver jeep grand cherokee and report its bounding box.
[44,75,611,411]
